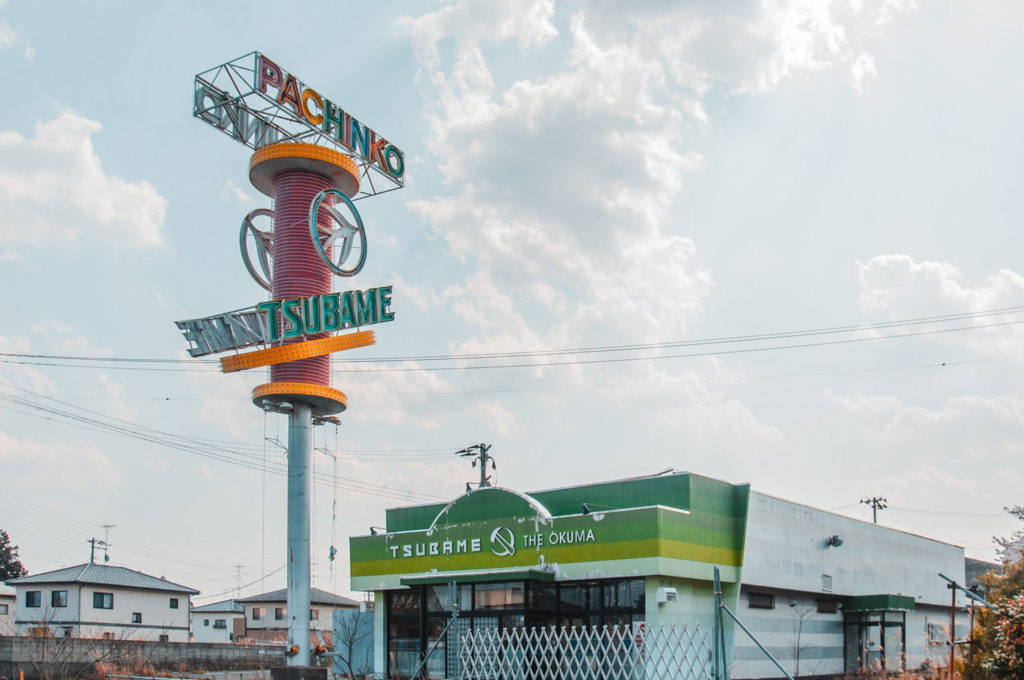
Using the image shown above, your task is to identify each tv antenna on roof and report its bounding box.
[456,443,495,489]
[100,524,115,562]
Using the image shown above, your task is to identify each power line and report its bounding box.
[2,306,1022,372]
[0,381,447,504]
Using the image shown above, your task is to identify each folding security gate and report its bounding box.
[458,624,712,680]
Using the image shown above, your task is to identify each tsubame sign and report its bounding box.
[176,285,395,357]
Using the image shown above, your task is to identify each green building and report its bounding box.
[349,471,967,679]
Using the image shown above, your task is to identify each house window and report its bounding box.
[213,619,227,629]
[170,598,179,609]
[93,592,114,609]
[158,634,169,642]
[52,591,68,608]
[26,591,41,608]
[204,619,210,626]
[817,598,838,614]
[310,608,319,621]
[275,607,285,620]
[822,574,833,592]
[62,627,73,638]
[747,592,775,609]
[252,607,264,621]
[0,604,8,614]
[102,632,114,640]
[132,612,142,624]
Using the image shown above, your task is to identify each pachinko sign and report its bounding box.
[193,51,404,196]
[256,55,404,181]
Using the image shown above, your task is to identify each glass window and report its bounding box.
[474,582,524,610]
[747,592,774,610]
[604,579,644,610]
[529,583,557,612]
[93,592,113,609]
[26,591,41,608]
[132,612,142,624]
[0,604,8,614]
[204,619,209,626]
[310,608,319,620]
[213,619,227,629]
[387,590,421,680]
[52,590,68,608]
[817,598,838,614]
[252,607,263,620]
[169,598,179,609]
[275,607,285,620]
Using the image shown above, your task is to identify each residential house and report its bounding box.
[0,584,15,634]
[190,599,243,643]
[7,562,198,642]
[236,587,359,645]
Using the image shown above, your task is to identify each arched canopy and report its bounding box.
[429,487,552,531]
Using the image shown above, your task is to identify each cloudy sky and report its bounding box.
[1,0,1022,601]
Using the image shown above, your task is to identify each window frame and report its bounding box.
[747,591,775,610]
[132,612,142,624]
[93,592,114,609]
[169,597,179,609]
[252,606,264,621]
[26,591,41,608]
[52,590,68,608]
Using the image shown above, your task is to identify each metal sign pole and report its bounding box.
[287,402,313,667]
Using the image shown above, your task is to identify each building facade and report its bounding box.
[0,585,15,635]
[190,599,243,643]
[236,587,359,645]
[348,471,971,679]
[7,563,198,642]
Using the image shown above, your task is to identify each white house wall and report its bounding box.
[15,585,189,642]
[743,492,965,604]
[191,610,241,643]
[730,588,844,679]
[731,491,967,678]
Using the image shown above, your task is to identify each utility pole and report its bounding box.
[860,497,887,523]
[87,538,109,564]
[947,580,956,680]
[456,444,495,488]
[234,565,244,599]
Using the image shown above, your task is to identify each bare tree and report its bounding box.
[786,604,816,678]
[333,611,373,678]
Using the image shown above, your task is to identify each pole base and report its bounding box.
[270,666,328,680]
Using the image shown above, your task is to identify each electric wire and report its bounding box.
[0,381,446,504]
[1,306,1022,373]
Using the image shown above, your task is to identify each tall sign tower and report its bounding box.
[180,52,403,669]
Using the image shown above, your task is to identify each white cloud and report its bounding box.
[0,430,121,488]
[0,109,167,250]
[850,52,877,92]
[746,0,916,92]
[221,179,253,206]
[857,254,1024,357]
[0,23,15,48]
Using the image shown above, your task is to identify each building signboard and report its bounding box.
[350,505,743,585]
[176,286,395,358]
[194,52,404,198]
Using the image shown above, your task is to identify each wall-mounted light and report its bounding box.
[369,526,386,536]
[582,502,610,515]
[826,535,844,548]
